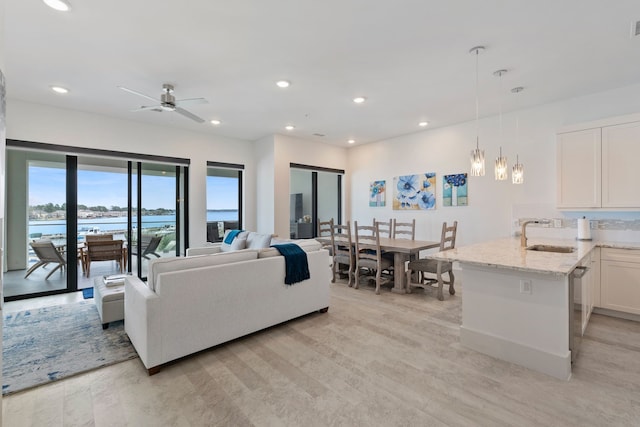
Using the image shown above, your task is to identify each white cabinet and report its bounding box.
[602,122,640,208]
[557,128,601,208]
[601,248,640,315]
[557,119,640,209]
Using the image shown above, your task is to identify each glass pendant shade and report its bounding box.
[495,147,508,180]
[470,142,485,176]
[512,155,524,184]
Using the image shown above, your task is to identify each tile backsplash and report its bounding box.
[512,203,640,243]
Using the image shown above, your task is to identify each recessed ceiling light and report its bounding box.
[348,139,355,144]
[418,121,429,127]
[276,80,290,88]
[51,86,69,94]
[210,119,221,125]
[43,0,71,11]
[353,96,366,104]
[285,125,295,131]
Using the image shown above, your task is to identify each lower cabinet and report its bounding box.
[600,248,640,315]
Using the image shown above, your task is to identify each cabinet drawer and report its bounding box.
[601,248,640,263]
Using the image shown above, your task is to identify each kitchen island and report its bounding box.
[430,237,597,380]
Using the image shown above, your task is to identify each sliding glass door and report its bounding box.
[4,151,70,298]
[4,140,189,301]
[289,164,343,238]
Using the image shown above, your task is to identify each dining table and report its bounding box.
[317,236,440,293]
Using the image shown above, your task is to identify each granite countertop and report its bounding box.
[428,237,608,276]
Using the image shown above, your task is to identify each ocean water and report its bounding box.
[29,210,238,237]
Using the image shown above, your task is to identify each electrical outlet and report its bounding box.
[520,279,532,294]
[553,219,562,228]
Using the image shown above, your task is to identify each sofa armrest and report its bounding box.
[124,276,162,372]
[186,244,222,256]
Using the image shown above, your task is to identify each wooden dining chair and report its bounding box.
[406,221,458,300]
[331,221,353,286]
[85,240,124,277]
[373,218,393,238]
[318,218,334,253]
[354,221,392,294]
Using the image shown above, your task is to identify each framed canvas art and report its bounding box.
[393,173,436,210]
[369,180,386,207]
[443,173,468,206]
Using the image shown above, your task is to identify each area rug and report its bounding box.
[2,301,138,395]
[82,287,94,299]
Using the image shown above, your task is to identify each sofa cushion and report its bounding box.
[147,249,258,291]
[258,239,323,258]
[246,232,273,249]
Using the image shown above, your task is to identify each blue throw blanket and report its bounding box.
[271,243,310,285]
[224,229,244,244]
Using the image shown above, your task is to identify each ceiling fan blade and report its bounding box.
[176,97,208,106]
[118,86,159,103]
[174,107,205,123]
[131,105,163,112]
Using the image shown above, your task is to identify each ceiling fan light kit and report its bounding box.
[118,83,208,123]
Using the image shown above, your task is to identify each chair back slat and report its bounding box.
[85,234,114,242]
[373,218,392,238]
[439,221,458,251]
[318,218,334,238]
[30,240,66,263]
[393,219,415,240]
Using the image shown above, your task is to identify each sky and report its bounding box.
[28,166,238,210]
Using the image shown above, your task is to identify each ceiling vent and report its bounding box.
[312,133,325,137]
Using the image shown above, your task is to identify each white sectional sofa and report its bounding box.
[124,236,331,374]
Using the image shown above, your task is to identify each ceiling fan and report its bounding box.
[118,83,207,123]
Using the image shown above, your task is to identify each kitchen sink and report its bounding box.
[526,244,576,253]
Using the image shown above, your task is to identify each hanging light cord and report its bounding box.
[475,49,480,150]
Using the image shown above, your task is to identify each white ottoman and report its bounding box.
[93,277,125,329]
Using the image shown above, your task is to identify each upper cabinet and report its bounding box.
[557,116,640,209]
[602,122,640,208]
[557,128,601,208]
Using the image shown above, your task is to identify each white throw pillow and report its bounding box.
[220,230,248,252]
[246,232,273,249]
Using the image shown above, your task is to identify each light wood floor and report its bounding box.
[3,279,640,426]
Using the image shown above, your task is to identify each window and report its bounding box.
[206,162,243,242]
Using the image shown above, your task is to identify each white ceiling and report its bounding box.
[5,1,640,147]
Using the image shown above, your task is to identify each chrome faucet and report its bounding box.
[520,220,539,247]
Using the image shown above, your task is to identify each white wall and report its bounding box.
[6,100,256,248]
[348,83,640,245]
[253,134,275,234]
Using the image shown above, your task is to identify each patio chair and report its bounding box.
[406,221,458,300]
[85,239,124,277]
[131,235,162,259]
[25,240,67,279]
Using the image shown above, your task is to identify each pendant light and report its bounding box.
[511,86,525,184]
[469,46,485,176]
[493,69,508,180]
